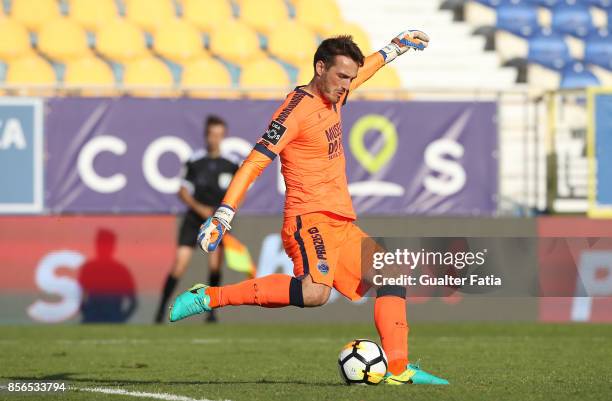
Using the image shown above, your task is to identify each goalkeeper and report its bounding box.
[170,31,448,385]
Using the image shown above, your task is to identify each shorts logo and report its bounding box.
[308,227,327,261]
[262,120,287,145]
[317,260,329,275]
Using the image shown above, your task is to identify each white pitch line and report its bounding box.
[76,387,230,401]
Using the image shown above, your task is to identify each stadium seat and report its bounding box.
[64,56,116,95]
[296,63,313,85]
[358,65,405,100]
[585,29,612,70]
[153,19,205,63]
[38,18,90,63]
[6,55,56,94]
[496,1,539,38]
[123,57,174,96]
[239,0,289,35]
[209,20,263,66]
[0,18,31,61]
[527,28,572,70]
[551,2,594,38]
[11,0,60,31]
[527,0,561,7]
[584,29,612,85]
[68,0,119,32]
[239,58,290,99]
[294,0,342,35]
[324,22,372,54]
[183,0,233,33]
[125,0,176,33]
[268,21,318,66]
[560,60,600,88]
[181,57,235,98]
[585,0,612,9]
[96,19,148,62]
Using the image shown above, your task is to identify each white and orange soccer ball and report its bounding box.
[338,339,387,385]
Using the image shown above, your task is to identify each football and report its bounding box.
[338,339,388,385]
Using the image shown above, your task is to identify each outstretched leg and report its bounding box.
[170,274,330,321]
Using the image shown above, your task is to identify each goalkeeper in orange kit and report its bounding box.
[170,30,449,385]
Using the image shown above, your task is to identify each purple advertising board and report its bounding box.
[45,97,497,215]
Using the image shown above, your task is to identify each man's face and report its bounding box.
[316,55,359,104]
[206,123,226,151]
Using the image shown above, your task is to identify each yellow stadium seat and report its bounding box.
[96,19,148,62]
[358,66,404,100]
[268,21,318,66]
[64,56,115,95]
[295,0,341,35]
[325,22,372,54]
[6,55,56,95]
[11,0,61,31]
[181,57,235,98]
[154,19,205,63]
[0,18,31,61]
[240,0,288,35]
[125,0,176,33]
[296,63,313,85]
[38,18,90,63]
[209,20,263,66]
[183,0,233,33]
[240,58,290,99]
[69,0,118,32]
[123,57,174,97]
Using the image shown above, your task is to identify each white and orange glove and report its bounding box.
[197,204,235,253]
[378,30,430,63]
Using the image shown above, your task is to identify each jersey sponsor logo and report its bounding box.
[263,120,287,145]
[308,227,327,261]
[317,260,329,275]
[325,122,343,160]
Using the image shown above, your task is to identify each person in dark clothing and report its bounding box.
[155,115,238,323]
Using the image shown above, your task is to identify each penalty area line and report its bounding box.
[74,386,231,401]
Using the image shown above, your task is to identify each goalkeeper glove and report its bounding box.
[378,30,430,64]
[197,204,235,253]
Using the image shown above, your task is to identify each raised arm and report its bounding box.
[197,95,301,252]
[221,150,272,211]
[349,30,430,92]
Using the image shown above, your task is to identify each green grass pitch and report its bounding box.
[1,323,611,401]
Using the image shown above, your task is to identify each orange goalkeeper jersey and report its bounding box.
[255,86,355,219]
[222,52,385,220]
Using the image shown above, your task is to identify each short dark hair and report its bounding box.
[313,35,365,70]
[204,115,226,135]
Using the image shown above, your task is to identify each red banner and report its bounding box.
[0,216,175,323]
[538,217,612,322]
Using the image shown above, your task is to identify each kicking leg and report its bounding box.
[209,273,329,308]
[170,273,330,321]
[170,213,335,321]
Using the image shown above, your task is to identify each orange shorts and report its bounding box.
[281,212,370,301]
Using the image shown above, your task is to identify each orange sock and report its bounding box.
[374,295,409,375]
[206,274,293,308]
